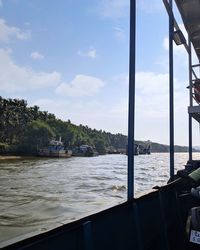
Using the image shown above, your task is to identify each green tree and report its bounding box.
[20,120,55,154]
[94,138,106,154]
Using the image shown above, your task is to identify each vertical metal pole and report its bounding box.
[188,39,193,162]
[127,0,136,200]
[169,0,174,180]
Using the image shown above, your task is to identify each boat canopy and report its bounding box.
[175,0,200,61]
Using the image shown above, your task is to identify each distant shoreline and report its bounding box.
[0,152,199,161]
[0,155,24,160]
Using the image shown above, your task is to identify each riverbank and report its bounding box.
[0,155,24,160]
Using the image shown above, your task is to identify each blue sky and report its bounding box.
[0,0,199,146]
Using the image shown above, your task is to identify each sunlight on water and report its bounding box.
[0,152,200,243]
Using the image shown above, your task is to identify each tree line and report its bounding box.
[0,97,128,155]
[0,97,192,156]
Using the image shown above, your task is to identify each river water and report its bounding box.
[0,153,200,244]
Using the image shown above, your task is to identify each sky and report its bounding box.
[0,0,199,146]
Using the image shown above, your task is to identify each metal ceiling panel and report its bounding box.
[175,0,200,60]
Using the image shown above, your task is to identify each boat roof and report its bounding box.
[49,140,63,146]
[175,0,200,61]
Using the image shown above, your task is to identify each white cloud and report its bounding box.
[34,98,101,121]
[133,71,189,144]
[56,74,105,97]
[135,71,184,106]
[113,27,125,40]
[0,18,31,42]
[0,48,60,92]
[77,47,97,59]
[112,74,128,85]
[135,72,169,131]
[33,71,189,144]
[32,99,69,120]
[136,71,169,95]
[30,51,44,60]
[99,0,129,19]
[33,97,128,134]
[111,97,128,116]
[0,48,105,98]
[163,37,169,51]
[31,70,189,145]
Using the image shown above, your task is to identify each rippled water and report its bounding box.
[0,153,200,244]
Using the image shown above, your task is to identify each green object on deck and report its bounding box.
[189,168,200,182]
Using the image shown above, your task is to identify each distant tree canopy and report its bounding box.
[0,97,128,155]
[0,97,191,155]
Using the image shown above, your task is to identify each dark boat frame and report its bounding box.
[2,0,200,249]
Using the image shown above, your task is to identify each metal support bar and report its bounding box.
[192,68,198,80]
[189,39,193,106]
[192,63,200,68]
[191,66,199,81]
[127,0,136,200]
[189,113,192,161]
[169,0,174,180]
[188,39,193,161]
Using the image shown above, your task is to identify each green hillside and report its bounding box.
[0,97,127,155]
[142,141,190,153]
[0,97,195,155]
